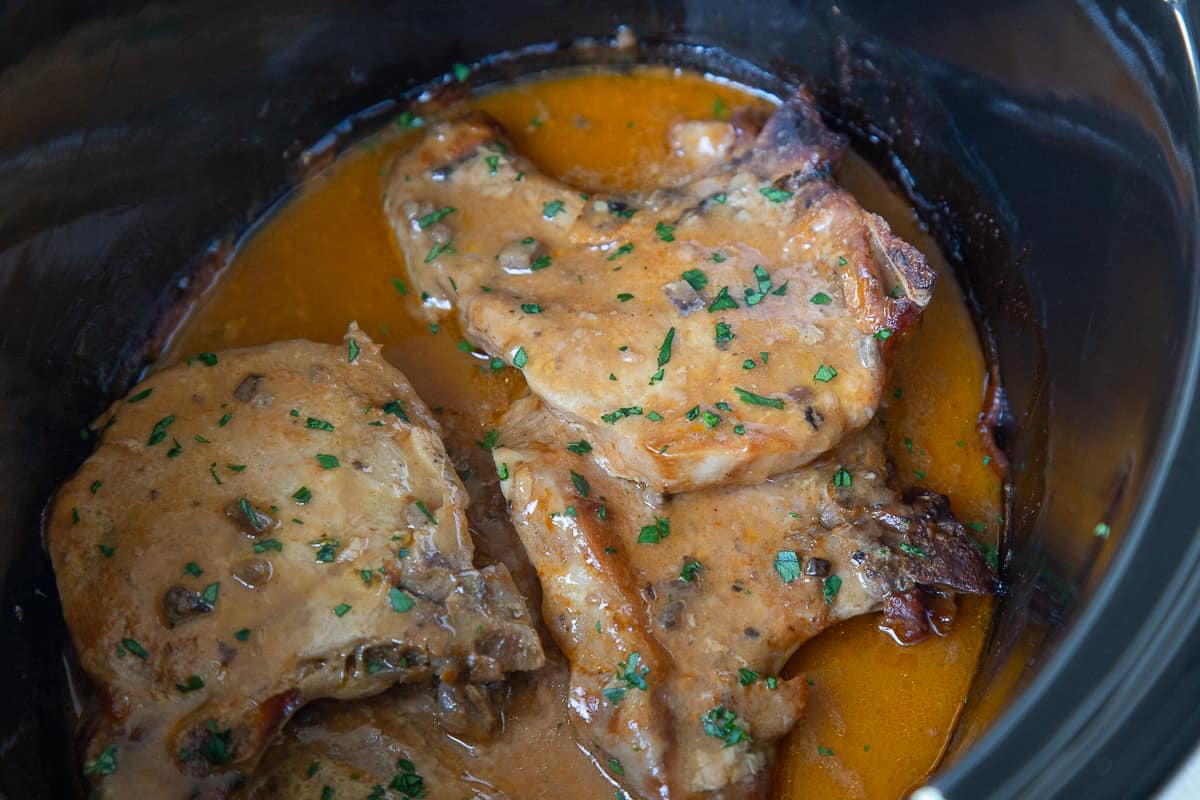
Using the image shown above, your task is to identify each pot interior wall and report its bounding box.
[1,1,1197,798]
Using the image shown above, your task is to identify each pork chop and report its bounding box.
[45,328,543,798]
[493,395,994,799]
[384,91,934,492]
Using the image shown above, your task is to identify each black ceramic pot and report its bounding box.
[2,1,1198,798]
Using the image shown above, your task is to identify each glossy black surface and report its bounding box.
[1,1,1197,798]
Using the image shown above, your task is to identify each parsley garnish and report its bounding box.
[811,292,832,305]
[452,62,470,81]
[83,744,118,776]
[311,538,340,563]
[617,652,649,690]
[682,269,708,291]
[775,550,801,583]
[129,388,153,403]
[607,242,634,261]
[389,587,416,613]
[424,241,455,263]
[760,186,793,203]
[542,199,566,218]
[391,277,409,295]
[177,674,205,693]
[715,321,734,348]
[218,412,233,427]
[734,387,784,409]
[166,438,183,458]
[874,328,893,340]
[234,628,250,642]
[708,286,739,312]
[202,582,220,604]
[813,364,838,382]
[121,637,148,660]
[900,542,928,558]
[521,303,542,314]
[478,429,500,450]
[833,468,852,488]
[147,414,175,446]
[566,440,593,455]
[570,470,590,497]
[381,399,410,423]
[680,561,701,582]
[90,480,102,494]
[513,346,528,368]
[530,255,552,271]
[497,462,509,480]
[305,417,335,431]
[1094,522,1111,538]
[293,486,312,504]
[414,500,438,525]
[389,758,426,797]
[738,667,759,686]
[417,206,456,229]
[333,603,352,618]
[194,352,218,367]
[348,338,360,363]
[617,292,634,302]
[822,575,842,604]
[315,454,340,469]
[601,406,643,424]
[657,327,675,368]
[655,221,676,242]
[253,538,283,553]
[702,706,752,748]
[638,516,670,544]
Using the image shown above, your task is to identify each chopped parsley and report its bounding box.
[657,327,675,368]
[478,429,501,450]
[382,399,411,423]
[713,192,727,204]
[333,603,352,618]
[305,417,335,432]
[775,550,801,583]
[90,480,102,494]
[566,440,593,455]
[315,454,340,469]
[702,706,751,748]
[177,674,205,693]
[83,744,118,776]
[391,277,409,295]
[617,652,650,690]
[513,346,528,368]
[542,199,566,218]
[184,562,203,577]
[417,206,456,229]
[194,352,218,367]
[570,470,590,497]
[530,255,552,271]
[389,758,426,797]
[389,587,416,613]
[701,410,721,429]
[833,468,852,488]
[680,561,701,582]
[812,364,838,382]
[129,388,153,403]
[234,628,250,642]
[293,486,312,504]
[818,745,835,757]
[601,406,643,424]
[822,575,843,604]
[874,328,893,340]
[760,186,793,203]
[424,241,455,263]
[738,667,759,686]
[202,582,220,604]
[682,268,708,291]
[608,242,634,261]
[647,411,664,421]
[900,542,928,559]
[811,292,832,305]
[734,387,784,409]
[655,221,676,242]
[218,412,233,427]
[707,286,739,312]
[608,757,625,776]
[715,321,734,347]
[147,414,176,446]
[414,500,438,526]
[497,462,509,480]
[1094,522,1111,538]
[253,538,283,554]
[521,303,542,314]
[166,438,183,458]
[452,62,471,81]
[121,637,148,660]
[311,538,340,563]
[348,337,360,363]
[637,516,670,544]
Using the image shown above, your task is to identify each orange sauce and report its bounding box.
[166,67,1002,799]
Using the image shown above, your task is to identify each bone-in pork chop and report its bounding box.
[45,329,543,798]
[492,395,994,799]
[385,92,934,492]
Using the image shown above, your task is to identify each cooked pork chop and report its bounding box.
[45,328,543,798]
[385,91,934,492]
[493,395,994,799]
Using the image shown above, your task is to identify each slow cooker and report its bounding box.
[2,1,1199,797]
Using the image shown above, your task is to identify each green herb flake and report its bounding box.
[647,411,664,422]
[702,705,752,748]
[811,292,832,305]
[97,544,115,558]
[713,192,727,204]
[738,667,759,686]
[208,463,222,485]
[347,338,361,363]
[617,651,650,690]
[177,674,205,693]
[1094,522,1111,538]
[166,438,183,458]
[202,582,220,604]
[813,364,838,383]
[485,155,500,174]
[715,321,735,348]
[315,454,340,470]
[520,303,543,314]
[775,550,801,583]
[682,269,709,291]
[452,62,470,82]
[822,574,842,604]
[194,352,218,367]
[414,500,438,526]
[218,412,233,427]
[121,637,148,660]
[424,240,456,263]
[708,286,739,312]
[333,603,352,618]
[147,414,176,446]
[530,255,552,271]
[874,328,893,340]
[701,410,721,429]
[129,388,153,403]
[478,429,501,450]
[83,744,118,776]
[734,387,785,409]
[542,199,566,219]
[832,468,852,488]
[305,417,335,432]
[818,746,836,757]
[608,242,634,261]
[655,221,676,242]
[389,587,416,613]
[566,440,593,455]
[657,327,676,368]
[601,406,643,425]
[760,186,793,203]
[234,628,250,642]
[422,206,458,227]
[637,516,670,544]
[513,346,528,368]
[766,676,779,690]
[570,470,591,497]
